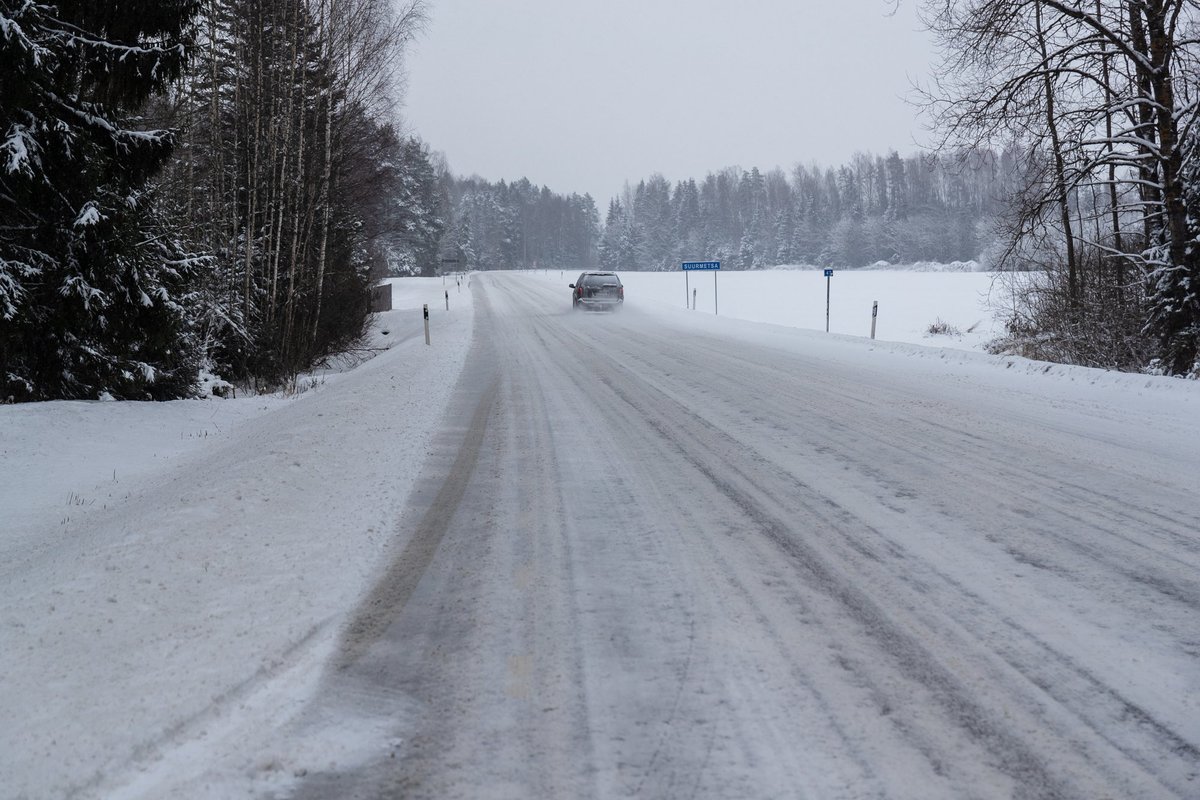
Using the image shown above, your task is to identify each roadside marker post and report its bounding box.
[871,300,878,339]
[824,268,834,332]
[682,261,720,315]
[423,304,430,345]
[445,290,450,311]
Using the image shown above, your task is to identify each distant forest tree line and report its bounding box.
[596,152,1005,272]
[426,150,1009,277]
[433,176,599,274]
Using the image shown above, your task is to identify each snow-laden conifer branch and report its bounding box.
[0,0,206,399]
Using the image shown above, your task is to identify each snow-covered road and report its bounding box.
[4,271,1198,799]
[287,272,1200,798]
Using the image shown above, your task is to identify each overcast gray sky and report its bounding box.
[402,1,935,204]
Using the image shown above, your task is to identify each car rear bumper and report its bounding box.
[577,298,622,310]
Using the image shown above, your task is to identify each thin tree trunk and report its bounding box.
[1145,2,1188,269]
[282,0,308,369]
[1098,0,1124,304]
[311,0,336,343]
[1127,1,1162,247]
[269,3,300,330]
[1035,0,1078,306]
[1143,0,1198,371]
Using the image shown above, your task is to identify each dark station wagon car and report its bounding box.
[570,271,624,311]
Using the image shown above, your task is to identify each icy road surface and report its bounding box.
[289,273,1199,799]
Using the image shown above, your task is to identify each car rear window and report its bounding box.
[583,275,619,286]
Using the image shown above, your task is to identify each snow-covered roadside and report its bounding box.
[618,291,1197,448]
[0,277,473,800]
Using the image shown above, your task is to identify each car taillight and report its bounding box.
[619,286,624,299]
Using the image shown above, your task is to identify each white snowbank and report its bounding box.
[0,276,472,800]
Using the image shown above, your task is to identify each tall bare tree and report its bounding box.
[921,0,1200,374]
[156,0,428,386]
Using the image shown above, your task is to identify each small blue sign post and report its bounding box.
[682,261,720,315]
[823,269,834,331]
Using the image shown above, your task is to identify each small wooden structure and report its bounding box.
[370,283,392,312]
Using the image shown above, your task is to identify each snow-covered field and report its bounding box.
[551,264,1008,351]
[1,267,1197,799]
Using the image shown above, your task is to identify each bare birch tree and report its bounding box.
[921,0,1200,374]
[156,0,429,386]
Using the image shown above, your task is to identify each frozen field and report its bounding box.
[543,265,1006,351]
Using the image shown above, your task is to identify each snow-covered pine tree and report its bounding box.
[598,199,624,271]
[737,232,757,270]
[394,137,446,276]
[0,0,204,400]
[570,193,600,267]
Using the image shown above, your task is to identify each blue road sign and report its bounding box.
[824,268,834,277]
[682,261,721,271]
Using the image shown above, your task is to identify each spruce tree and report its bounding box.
[598,200,624,271]
[1,0,203,400]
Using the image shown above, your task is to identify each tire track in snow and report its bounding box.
[296,273,1197,799]
[589,366,1087,798]
[536,282,1196,797]
[333,365,499,671]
